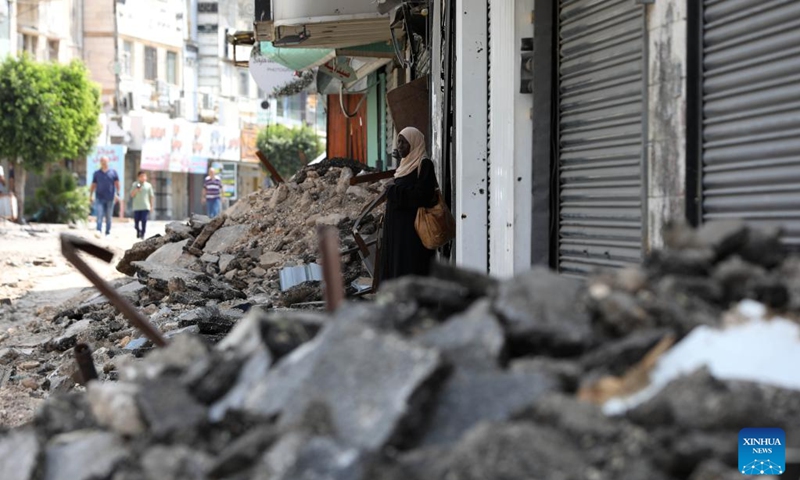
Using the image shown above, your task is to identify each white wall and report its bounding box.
[454,0,489,273]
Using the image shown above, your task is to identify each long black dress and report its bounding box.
[379,158,438,283]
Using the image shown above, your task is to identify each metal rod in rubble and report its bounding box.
[60,234,168,347]
[256,151,285,184]
[74,343,98,385]
[318,226,344,312]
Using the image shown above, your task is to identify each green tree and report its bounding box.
[29,168,90,224]
[256,124,323,180]
[0,56,101,221]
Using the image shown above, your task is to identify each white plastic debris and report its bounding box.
[604,300,800,416]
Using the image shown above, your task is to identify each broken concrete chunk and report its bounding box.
[219,254,237,273]
[695,220,749,260]
[87,382,146,436]
[136,381,208,439]
[165,221,194,239]
[209,425,279,478]
[0,429,39,480]
[418,299,505,369]
[259,251,283,269]
[378,276,472,311]
[233,320,444,451]
[188,214,211,233]
[493,267,592,355]
[420,369,556,447]
[141,445,212,480]
[50,319,92,352]
[44,431,127,480]
[116,234,171,276]
[445,423,589,480]
[259,433,366,480]
[204,225,250,255]
[200,253,220,264]
[132,261,206,289]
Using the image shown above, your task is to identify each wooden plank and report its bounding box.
[256,151,285,184]
[349,169,396,185]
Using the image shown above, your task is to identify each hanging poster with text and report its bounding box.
[140,115,171,171]
[86,145,127,200]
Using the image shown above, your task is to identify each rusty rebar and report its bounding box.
[74,343,98,385]
[60,234,168,347]
[256,151,285,184]
[318,226,344,312]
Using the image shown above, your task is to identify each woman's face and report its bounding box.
[397,135,411,158]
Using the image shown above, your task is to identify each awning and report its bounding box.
[259,42,335,72]
[259,40,395,71]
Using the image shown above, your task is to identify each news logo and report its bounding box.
[739,428,786,476]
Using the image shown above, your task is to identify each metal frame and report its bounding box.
[685,0,704,227]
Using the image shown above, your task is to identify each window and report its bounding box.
[47,40,59,61]
[239,71,249,97]
[21,34,37,56]
[121,41,133,76]
[166,51,178,85]
[198,2,218,13]
[276,97,285,117]
[144,46,157,81]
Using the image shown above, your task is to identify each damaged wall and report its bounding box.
[646,0,688,250]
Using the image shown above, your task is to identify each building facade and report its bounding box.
[253,0,800,278]
[80,0,267,220]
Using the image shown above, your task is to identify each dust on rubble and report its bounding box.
[1,219,800,479]
[0,161,384,428]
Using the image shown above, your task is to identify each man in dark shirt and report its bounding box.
[89,156,120,236]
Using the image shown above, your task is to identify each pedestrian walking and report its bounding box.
[130,171,155,239]
[89,157,120,236]
[203,167,223,218]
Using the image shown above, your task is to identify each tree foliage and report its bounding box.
[0,55,101,220]
[29,168,90,224]
[0,56,101,172]
[256,124,323,180]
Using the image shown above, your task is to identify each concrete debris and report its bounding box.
[6,209,800,478]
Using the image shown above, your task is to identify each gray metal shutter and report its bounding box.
[557,0,645,275]
[702,0,800,247]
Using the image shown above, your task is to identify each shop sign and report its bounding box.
[212,161,238,200]
[189,156,208,175]
[240,125,260,163]
[140,115,171,171]
[141,117,241,172]
[86,145,127,200]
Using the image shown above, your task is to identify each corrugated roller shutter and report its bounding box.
[702,0,800,247]
[557,0,645,275]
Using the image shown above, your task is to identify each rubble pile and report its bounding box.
[2,221,800,479]
[0,160,384,400]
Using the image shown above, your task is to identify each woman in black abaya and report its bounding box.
[379,127,438,283]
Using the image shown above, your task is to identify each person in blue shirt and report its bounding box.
[89,156,120,236]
